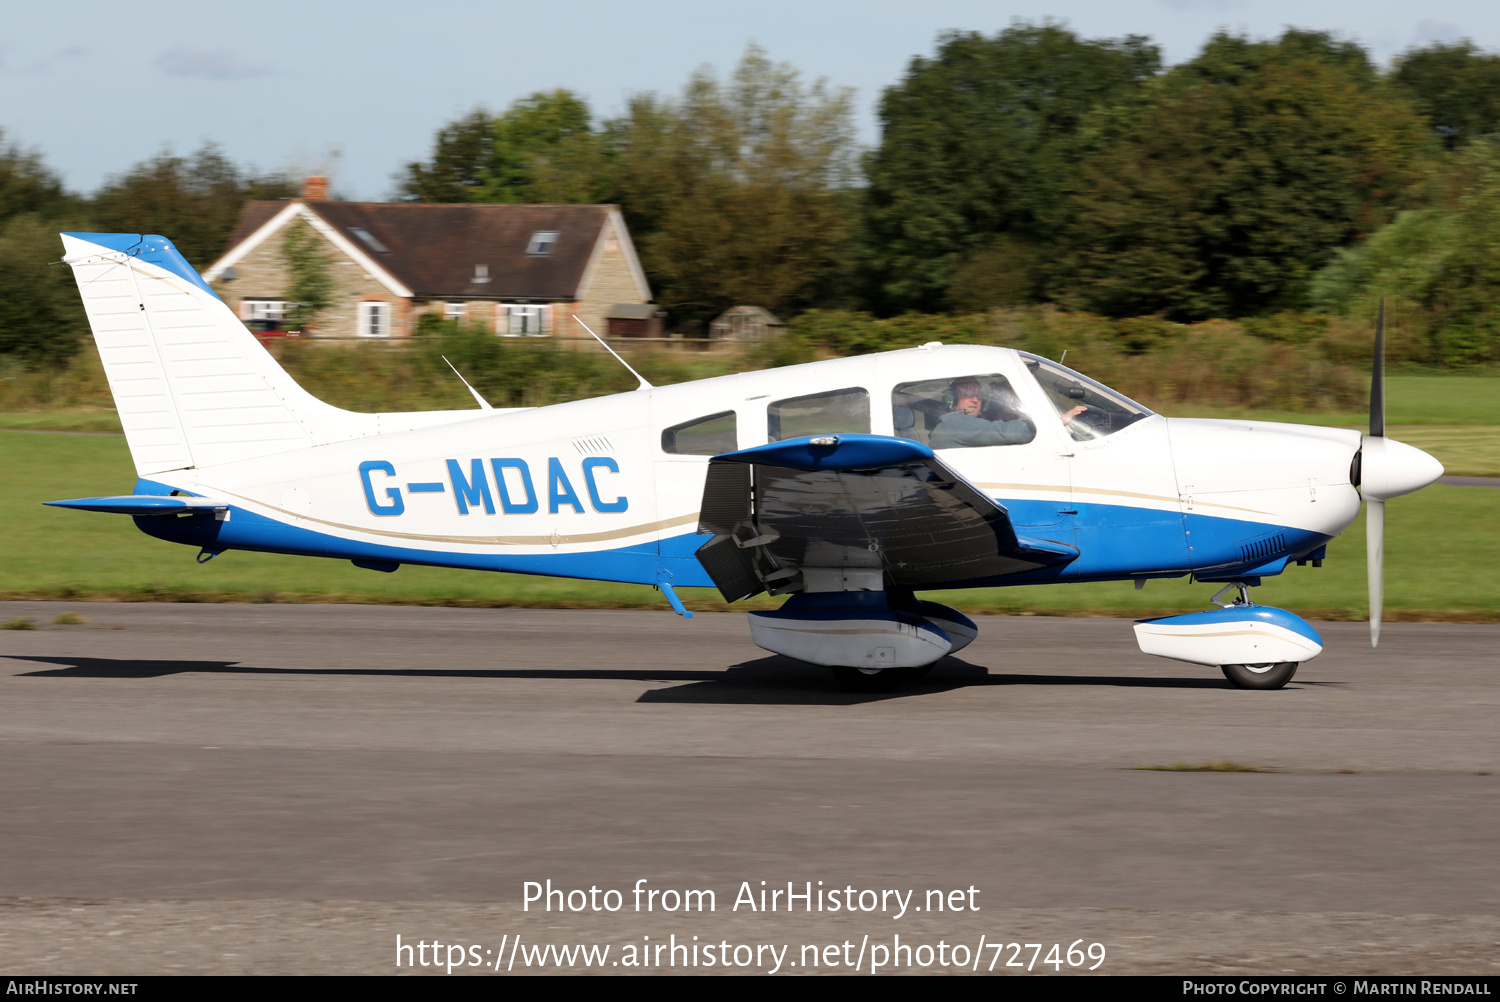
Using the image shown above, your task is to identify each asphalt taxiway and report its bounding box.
[1,602,1496,975]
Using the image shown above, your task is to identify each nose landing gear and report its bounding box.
[1133,581,1323,690]
[1220,661,1299,690]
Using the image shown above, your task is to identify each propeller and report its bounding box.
[1358,297,1445,647]
[1366,299,1385,647]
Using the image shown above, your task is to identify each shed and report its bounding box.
[709,305,784,341]
[606,303,667,338]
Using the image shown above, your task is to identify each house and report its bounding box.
[203,178,655,341]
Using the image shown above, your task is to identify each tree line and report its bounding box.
[4,25,1500,370]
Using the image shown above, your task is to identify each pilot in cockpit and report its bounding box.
[929,376,1037,449]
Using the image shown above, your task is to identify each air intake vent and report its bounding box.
[1239,533,1287,566]
[571,435,614,455]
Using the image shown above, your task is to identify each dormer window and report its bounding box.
[526,231,559,256]
[473,263,490,284]
[349,226,388,253]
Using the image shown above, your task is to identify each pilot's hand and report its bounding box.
[1062,404,1089,424]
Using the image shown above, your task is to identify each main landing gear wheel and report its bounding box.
[831,666,909,693]
[1220,663,1298,690]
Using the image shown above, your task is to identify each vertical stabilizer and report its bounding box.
[60,233,376,476]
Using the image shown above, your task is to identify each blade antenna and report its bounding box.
[441,355,494,411]
[571,314,652,390]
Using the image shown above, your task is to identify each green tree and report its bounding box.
[0,131,72,225]
[281,222,334,331]
[1044,30,1436,320]
[1312,141,1500,365]
[612,45,860,327]
[90,143,294,268]
[860,23,1161,313]
[1392,41,1500,149]
[400,91,615,204]
[400,110,496,202]
[0,214,91,367]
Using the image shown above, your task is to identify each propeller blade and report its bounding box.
[1366,498,1384,647]
[1370,296,1385,439]
[1366,296,1387,647]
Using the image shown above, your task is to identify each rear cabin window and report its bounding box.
[892,373,1035,448]
[767,387,870,442]
[661,411,738,455]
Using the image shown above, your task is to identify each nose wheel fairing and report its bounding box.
[1133,603,1323,676]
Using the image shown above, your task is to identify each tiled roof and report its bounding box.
[223,201,617,300]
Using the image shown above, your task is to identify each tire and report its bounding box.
[832,666,909,693]
[1220,662,1298,690]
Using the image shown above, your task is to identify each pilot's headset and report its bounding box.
[943,377,983,411]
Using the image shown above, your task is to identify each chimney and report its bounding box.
[302,175,328,201]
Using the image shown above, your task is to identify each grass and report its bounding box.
[1162,373,1500,426]
[2,429,1497,619]
[0,411,123,433]
[1378,426,1500,477]
[3,375,1498,476]
[929,483,1500,619]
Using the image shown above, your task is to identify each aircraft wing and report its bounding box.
[694,434,1078,601]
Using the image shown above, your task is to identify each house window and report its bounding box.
[498,304,550,337]
[444,302,466,321]
[241,299,286,321]
[526,231,559,256]
[358,301,392,338]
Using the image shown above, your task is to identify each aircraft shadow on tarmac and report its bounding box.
[6,654,1239,705]
[635,656,1240,704]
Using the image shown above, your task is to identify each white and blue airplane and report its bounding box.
[47,232,1444,691]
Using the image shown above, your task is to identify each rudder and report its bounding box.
[61,232,375,476]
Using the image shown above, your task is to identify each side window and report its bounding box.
[662,411,738,456]
[768,388,869,442]
[892,373,1035,449]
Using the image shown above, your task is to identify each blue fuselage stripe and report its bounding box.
[131,495,1331,591]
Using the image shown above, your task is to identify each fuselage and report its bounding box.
[131,344,1369,592]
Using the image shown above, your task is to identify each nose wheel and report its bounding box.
[1220,662,1298,690]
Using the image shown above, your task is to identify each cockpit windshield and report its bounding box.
[1019,353,1154,442]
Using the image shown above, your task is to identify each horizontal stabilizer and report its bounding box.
[44,495,228,515]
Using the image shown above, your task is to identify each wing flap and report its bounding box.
[694,434,1077,601]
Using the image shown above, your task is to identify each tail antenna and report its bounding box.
[571,314,653,390]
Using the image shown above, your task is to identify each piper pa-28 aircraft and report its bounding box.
[48,233,1445,692]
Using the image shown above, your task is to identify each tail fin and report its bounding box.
[61,232,378,476]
